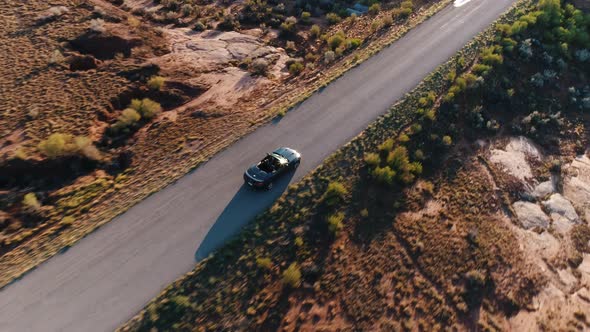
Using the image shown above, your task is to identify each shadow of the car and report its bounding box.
[194,170,296,261]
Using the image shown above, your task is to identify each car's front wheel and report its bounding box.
[265,182,273,190]
[293,160,301,169]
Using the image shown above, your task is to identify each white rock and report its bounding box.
[542,194,579,234]
[513,201,550,229]
[490,136,542,182]
[563,154,590,222]
[532,181,555,199]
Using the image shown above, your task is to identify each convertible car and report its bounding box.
[243,147,301,190]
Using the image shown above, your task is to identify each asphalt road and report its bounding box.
[0,0,516,330]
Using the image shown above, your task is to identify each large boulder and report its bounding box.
[513,201,550,230]
[543,193,579,234]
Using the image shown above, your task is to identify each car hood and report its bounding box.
[245,166,270,181]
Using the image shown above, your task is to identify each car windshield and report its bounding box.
[259,154,284,173]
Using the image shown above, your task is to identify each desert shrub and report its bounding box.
[392,1,413,20]
[473,63,492,75]
[401,0,414,10]
[372,166,396,185]
[193,21,206,31]
[289,62,304,76]
[323,181,347,206]
[256,257,273,270]
[324,50,336,63]
[481,46,503,66]
[181,4,194,16]
[382,15,393,27]
[74,136,102,160]
[300,11,311,24]
[378,138,395,153]
[60,216,75,226]
[310,24,321,38]
[327,212,344,236]
[112,108,141,133]
[22,193,41,213]
[38,133,100,160]
[250,58,270,75]
[414,149,425,160]
[328,32,346,50]
[89,19,106,33]
[130,98,162,120]
[387,146,410,171]
[371,20,382,32]
[346,38,362,49]
[364,152,381,167]
[368,3,381,15]
[218,15,240,31]
[418,91,436,107]
[326,13,341,25]
[280,16,297,36]
[442,135,453,146]
[38,133,71,158]
[282,263,301,288]
[147,76,166,90]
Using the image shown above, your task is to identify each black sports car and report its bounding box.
[244,147,301,190]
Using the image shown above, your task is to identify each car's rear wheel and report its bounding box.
[293,160,300,169]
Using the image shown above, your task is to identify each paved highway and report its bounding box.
[0,0,516,330]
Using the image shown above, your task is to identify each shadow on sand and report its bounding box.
[194,171,296,261]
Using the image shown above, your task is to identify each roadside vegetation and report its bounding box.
[122,0,590,330]
[0,0,451,285]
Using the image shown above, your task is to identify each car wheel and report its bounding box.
[293,160,300,169]
[266,182,273,190]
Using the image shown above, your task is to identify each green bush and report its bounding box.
[372,166,396,185]
[300,11,311,24]
[256,257,273,270]
[74,136,102,160]
[282,263,301,288]
[147,76,166,90]
[289,62,304,76]
[326,13,341,25]
[368,3,381,15]
[310,24,321,38]
[112,108,141,133]
[327,212,344,236]
[378,138,395,153]
[387,146,410,171]
[22,193,41,213]
[130,98,162,120]
[328,32,345,50]
[346,38,362,49]
[218,15,240,31]
[38,133,101,160]
[472,63,492,75]
[364,152,381,167]
[442,135,453,146]
[323,181,347,206]
[250,58,270,75]
[38,133,71,158]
